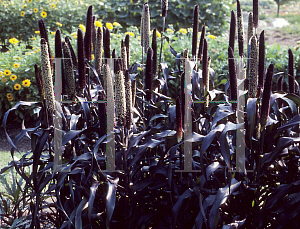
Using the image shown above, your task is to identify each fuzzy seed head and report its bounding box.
[261,63,274,129]
[161,0,168,17]
[132,79,136,107]
[229,10,236,53]
[198,24,206,61]
[55,29,63,58]
[95,27,103,79]
[253,0,259,29]
[77,29,86,90]
[62,42,75,99]
[65,36,77,69]
[84,5,93,61]
[115,68,126,126]
[125,34,130,69]
[40,38,55,113]
[125,70,132,129]
[248,36,258,98]
[121,40,128,70]
[288,48,295,94]
[258,30,265,88]
[39,19,53,71]
[192,5,199,58]
[145,47,153,101]
[143,3,151,52]
[152,28,158,78]
[228,46,237,110]
[237,0,244,57]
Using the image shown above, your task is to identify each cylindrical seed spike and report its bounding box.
[253,0,259,29]
[237,0,244,58]
[198,24,206,61]
[248,36,258,98]
[125,70,132,130]
[192,4,199,58]
[161,0,168,17]
[228,46,237,111]
[77,29,86,91]
[62,42,76,99]
[229,10,236,53]
[152,28,157,78]
[95,27,103,80]
[34,64,45,101]
[145,47,153,101]
[288,48,295,94]
[260,63,274,129]
[125,34,130,69]
[84,5,93,61]
[258,30,265,90]
[176,97,183,143]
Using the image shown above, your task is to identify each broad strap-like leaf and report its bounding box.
[106,177,119,227]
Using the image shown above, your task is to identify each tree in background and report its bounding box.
[274,0,299,17]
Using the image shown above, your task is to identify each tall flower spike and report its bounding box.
[143,3,151,53]
[140,8,144,48]
[132,79,136,107]
[198,24,206,61]
[84,5,93,61]
[77,29,86,91]
[145,47,153,101]
[39,19,53,70]
[104,64,114,124]
[237,0,244,58]
[258,30,265,89]
[161,0,168,17]
[34,64,45,101]
[121,40,128,70]
[55,29,65,94]
[249,36,258,98]
[202,39,208,89]
[180,72,185,120]
[115,59,126,126]
[40,38,55,113]
[253,0,259,29]
[62,41,76,99]
[176,97,183,143]
[95,27,103,80]
[55,29,63,58]
[104,27,111,59]
[125,70,132,130]
[92,16,97,54]
[288,48,295,94]
[247,12,254,75]
[228,46,237,111]
[192,5,199,58]
[65,36,77,69]
[260,63,274,129]
[152,28,157,78]
[229,10,236,53]
[125,34,130,69]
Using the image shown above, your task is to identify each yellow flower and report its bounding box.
[8,97,13,101]
[10,75,17,81]
[56,22,62,27]
[0,71,3,76]
[21,11,25,16]
[22,5,26,8]
[25,52,31,55]
[106,22,113,30]
[2,77,7,82]
[35,31,40,34]
[51,32,55,35]
[41,11,47,18]
[22,79,31,87]
[179,28,187,34]
[51,4,56,9]
[26,94,30,99]
[79,24,86,33]
[75,1,78,4]
[14,84,21,90]
[31,37,36,40]
[71,32,77,39]
[156,30,161,38]
[28,0,32,3]
[130,0,133,5]
[33,8,38,13]
[14,56,21,60]
[166,28,174,33]
[7,93,13,99]
[13,63,20,68]
[207,34,216,40]
[4,70,11,76]
[91,54,94,60]
[113,22,121,27]
[95,21,102,28]
[9,38,19,45]
[125,31,134,37]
